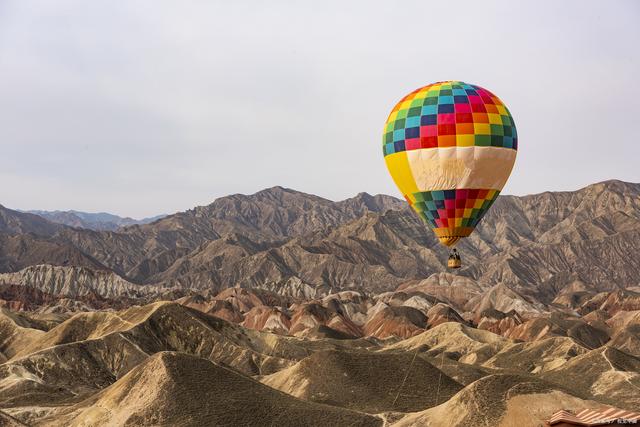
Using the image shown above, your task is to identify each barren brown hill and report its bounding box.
[609,324,640,355]
[241,305,290,333]
[419,354,494,386]
[607,309,640,330]
[598,289,640,314]
[541,346,640,410]
[426,303,466,328]
[475,308,523,336]
[505,312,610,349]
[41,351,382,427]
[464,283,544,319]
[10,302,310,374]
[483,336,589,373]
[397,273,487,311]
[263,349,462,413]
[0,302,340,420]
[0,234,105,274]
[363,305,427,339]
[388,322,510,364]
[0,410,26,427]
[0,308,45,361]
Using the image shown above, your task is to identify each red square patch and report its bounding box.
[471,103,487,113]
[437,124,456,135]
[455,113,473,123]
[420,136,438,148]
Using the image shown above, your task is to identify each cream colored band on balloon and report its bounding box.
[405,146,516,191]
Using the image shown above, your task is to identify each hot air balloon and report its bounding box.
[382,81,517,268]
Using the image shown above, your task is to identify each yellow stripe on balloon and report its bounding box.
[384,151,419,202]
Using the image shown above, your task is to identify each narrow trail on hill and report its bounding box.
[435,339,446,406]
[391,346,420,408]
[392,309,451,409]
[601,348,640,392]
[434,308,450,407]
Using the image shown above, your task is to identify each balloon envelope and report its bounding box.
[382,81,517,247]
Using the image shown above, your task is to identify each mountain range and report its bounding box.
[0,179,638,425]
[1,180,638,299]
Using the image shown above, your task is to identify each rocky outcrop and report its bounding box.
[0,265,156,299]
[476,308,523,336]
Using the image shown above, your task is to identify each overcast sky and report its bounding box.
[1,1,638,218]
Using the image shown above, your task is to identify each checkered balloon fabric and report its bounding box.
[383,81,517,154]
[382,81,517,247]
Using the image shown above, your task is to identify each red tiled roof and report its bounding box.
[548,406,640,426]
[548,410,588,426]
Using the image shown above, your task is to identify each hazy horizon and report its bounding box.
[7,178,638,221]
[2,0,638,217]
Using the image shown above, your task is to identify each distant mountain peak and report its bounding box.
[19,209,166,232]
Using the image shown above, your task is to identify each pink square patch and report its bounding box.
[454,103,472,113]
[405,138,421,150]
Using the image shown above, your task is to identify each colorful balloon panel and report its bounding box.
[382,81,517,247]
